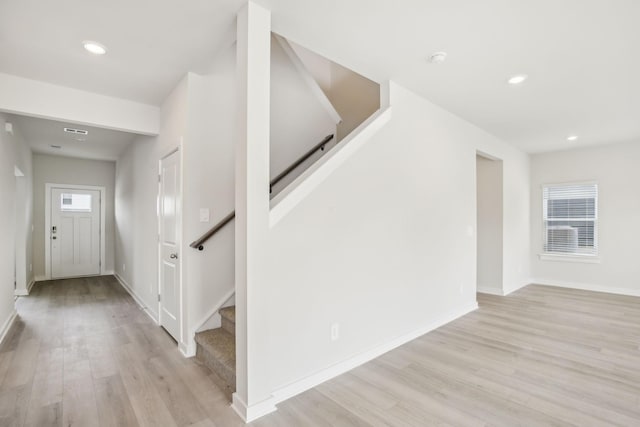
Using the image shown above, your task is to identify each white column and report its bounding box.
[233,1,275,422]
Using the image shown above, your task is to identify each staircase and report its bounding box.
[195,306,236,399]
[189,135,336,401]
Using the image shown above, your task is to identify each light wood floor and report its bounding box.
[1,277,639,426]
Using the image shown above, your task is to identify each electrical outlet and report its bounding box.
[122,264,126,272]
[331,323,340,341]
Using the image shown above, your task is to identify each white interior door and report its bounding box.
[159,150,181,341]
[51,188,101,279]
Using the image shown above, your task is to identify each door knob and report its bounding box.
[170,253,178,259]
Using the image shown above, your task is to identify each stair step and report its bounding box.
[195,328,236,394]
[219,306,235,335]
[219,306,235,323]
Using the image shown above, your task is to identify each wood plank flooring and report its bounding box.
[1,277,639,426]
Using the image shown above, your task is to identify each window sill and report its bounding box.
[538,253,601,264]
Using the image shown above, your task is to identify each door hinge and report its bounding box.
[158,294,161,302]
[158,174,161,183]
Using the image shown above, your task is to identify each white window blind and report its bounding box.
[542,183,598,256]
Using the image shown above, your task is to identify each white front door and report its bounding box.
[159,150,181,341]
[51,188,101,279]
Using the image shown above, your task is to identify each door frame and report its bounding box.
[475,151,504,296]
[44,183,106,280]
[14,166,25,295]
[157,146,184,347]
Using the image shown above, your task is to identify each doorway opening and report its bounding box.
[45,184,106,279]
[476,153,504,295]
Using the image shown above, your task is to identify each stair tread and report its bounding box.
[219,306,235,323]
[195,328,235,371]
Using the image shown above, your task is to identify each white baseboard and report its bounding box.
[34,275,47,282]
[0,309,17,346]
[477,280,528,297]
[104,270,115,276]
[232,393,277,423]
[15,278,36,297]
[503,281,528,296]
[245,301,478,420]
[179,341,196,358]
[113,273,159,324]
[477,286,504,296]
[531,278,640,297]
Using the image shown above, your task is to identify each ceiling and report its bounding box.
[258,0,640,153]
[10,115,137,161]
[1,0,639,153]
[0,0,242,105]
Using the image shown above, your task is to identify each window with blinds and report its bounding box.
[542,183,598,256]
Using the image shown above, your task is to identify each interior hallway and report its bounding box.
[0,276,244,427]
[1,277,640,426]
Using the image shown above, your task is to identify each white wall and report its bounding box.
[115,76,189,322]
[14,126,34,295]
[288,42,380,142]
[0,72,159,135]
[530,142,640,295]
[476,155,503,294]
[0,113,33,339]
[0,114,16,339]
[183,57,236,343]
[328,62,380,141]
[32,154,116,278]
[115,37,336,354]
[243,81,530,411]
[269,35,337,192]
[288,41,332,94]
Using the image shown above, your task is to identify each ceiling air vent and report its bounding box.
[64,127,89,135]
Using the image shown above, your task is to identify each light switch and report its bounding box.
[199,208,210,223]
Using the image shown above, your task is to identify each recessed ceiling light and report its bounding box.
[508,74,528,85]
[567,135,578,141]
[83,41,107,55]
[428,52,448,64]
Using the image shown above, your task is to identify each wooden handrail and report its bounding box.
[190,134,334,251]
[269,134,334,192]
[189,211,236,251]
